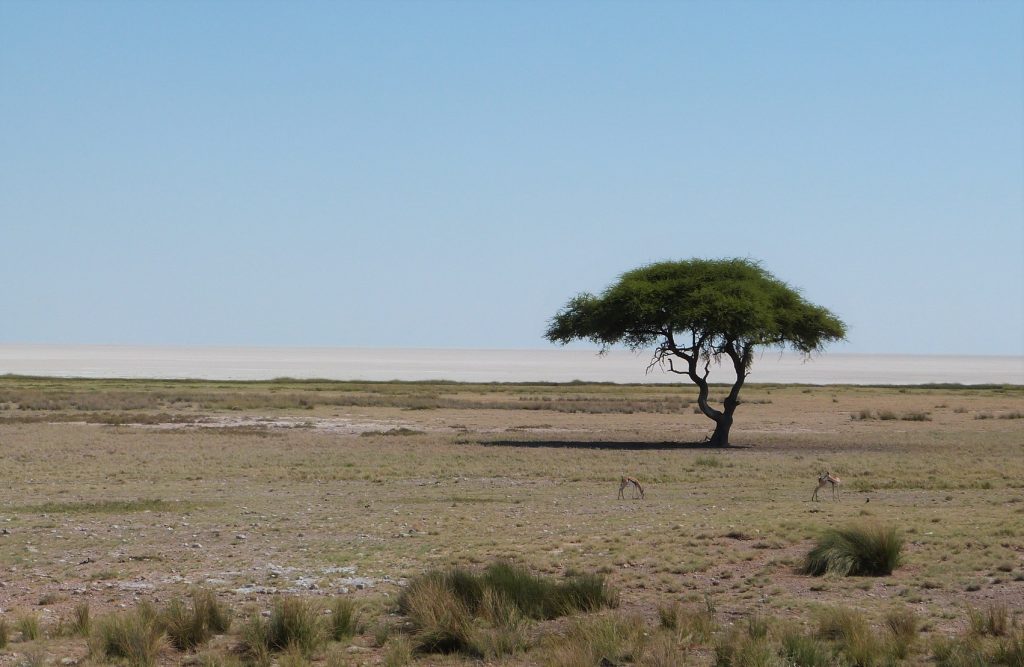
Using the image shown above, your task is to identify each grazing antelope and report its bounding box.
[812,471,841,501]
[618,476,645,500]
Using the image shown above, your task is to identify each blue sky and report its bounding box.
[2,1,1022,355]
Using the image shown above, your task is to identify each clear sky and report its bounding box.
[2,1,1022,355]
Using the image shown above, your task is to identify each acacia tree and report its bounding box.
[545,258,847,447]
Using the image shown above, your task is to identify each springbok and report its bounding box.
[618,476,645,500]
[812,471,841,501]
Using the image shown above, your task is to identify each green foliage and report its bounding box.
[0,616,9,649]
[546,258,846,357]
[801,523,904,576]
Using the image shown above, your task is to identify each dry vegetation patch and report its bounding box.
[0,378,1021,665]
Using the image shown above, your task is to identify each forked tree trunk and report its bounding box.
[690,345,746,447]
[708,413,733,447]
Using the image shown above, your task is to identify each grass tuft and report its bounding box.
[400,561,617,624]
[266,597,324,655]
[542,613,647,667]
[779,627,833,667]
[327,597,361,641]
[967,603,1010,637]
[239,597,323,660]
[158,589,231,651]
[90,607,166,667]
[800,523,903,576]
[17,613,42,641]
[398,561,616,656]
[885,605,920,658]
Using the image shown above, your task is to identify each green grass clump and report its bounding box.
[267,597,323,655]
[383,635,414,667]
[542,613,647,667]
[67,602,91,637]
[658,603,716,643]
[932,635,988,666]
[401,576,475,654]
[90,608,166,667]
[713,626,776,667]
[193,588,232,634]
[239,597,323,661]
[473,589,528,658]
[398,561,616,656]
[17,613,42,641]
[327,597,361,641]
[968,604,1010,637]
[399,561,617,623]
[160,598,210,651]
[885,605,920,658]
[779,627,833,667]
[800,523,903,576]
[0,616,9,648]
[159,589,232,651]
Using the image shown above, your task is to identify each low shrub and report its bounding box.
[800,523,903,576]
[0,616,8,648]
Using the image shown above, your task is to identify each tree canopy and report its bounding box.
[545,258,847,446]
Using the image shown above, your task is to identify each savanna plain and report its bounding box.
[0,376,1022,666]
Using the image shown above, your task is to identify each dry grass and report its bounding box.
[0,377,1022,665]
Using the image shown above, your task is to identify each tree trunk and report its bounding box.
[681,340,748,448]
[708,414,732,447]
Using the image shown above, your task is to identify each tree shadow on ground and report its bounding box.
[476,440,751,451]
